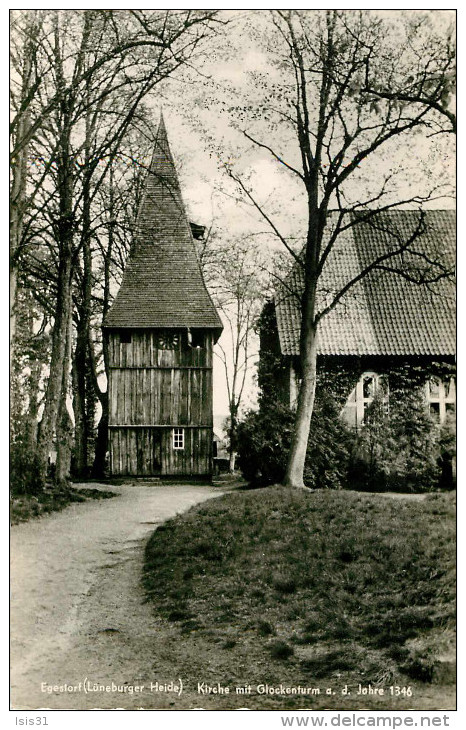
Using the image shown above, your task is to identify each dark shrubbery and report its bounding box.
[304,394,353,489]
[268,640,294,660]
[236,393,352,489]
[438,415,456,490]
[10,440,45,496]
[236,402,294,484]
[350,388,454,492]
[237,387,455,492]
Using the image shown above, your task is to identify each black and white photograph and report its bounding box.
[9,6,456,718]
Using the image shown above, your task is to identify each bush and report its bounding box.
[10,441,45,496]
[257,620,275,636]
[388,389,441,491]
[438,415,456,489]
[236,403,294,484]
[304,394,352,489]
[238,385,454,493]
[349,388,450,492]
[236,394,352,488]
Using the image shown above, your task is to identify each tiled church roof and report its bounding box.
[275,210,455,357]
[104,115,223,335]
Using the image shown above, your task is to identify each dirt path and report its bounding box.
[10,483,225,710]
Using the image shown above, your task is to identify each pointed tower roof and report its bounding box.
[104,115,223,335]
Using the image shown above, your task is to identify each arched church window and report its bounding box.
[341,372,389,428]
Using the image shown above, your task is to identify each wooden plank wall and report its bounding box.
[108,367,212,426]
[108,427,212,476]
[108,330,213,369]
[107,329,214,476]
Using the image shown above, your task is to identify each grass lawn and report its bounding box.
[10,485,116,525]
[143,486,455,710]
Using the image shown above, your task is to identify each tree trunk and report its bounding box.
[56,316,73,485]
[10,112,30,356]
[91,161,114,478]
[283,304,318,488]
[37,254,73,483]
[228,405,238,473]
[36,14,75,485]
[55,405,74,486]
[25,356,42,452]
[87,318,109,479]
[229,450,236,472]
[283,162,320,488]
[10,260,19,360]
[284,230,317,488]
[72,343,87,477]
[73,99,94,478]
[92,393,108,478]
[10,14,35,353]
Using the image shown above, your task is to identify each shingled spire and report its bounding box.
[104,114,222,335]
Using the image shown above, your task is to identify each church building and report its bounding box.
[103,116,223,478]
[261,209,455,427]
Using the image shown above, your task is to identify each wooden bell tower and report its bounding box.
[103,115,223,478]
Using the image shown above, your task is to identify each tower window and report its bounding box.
[188,330,204,349]
[173,428,184,450]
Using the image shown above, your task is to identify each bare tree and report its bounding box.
[11,9,224,486]
[225,10,455,487]
[10,10,42,351]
